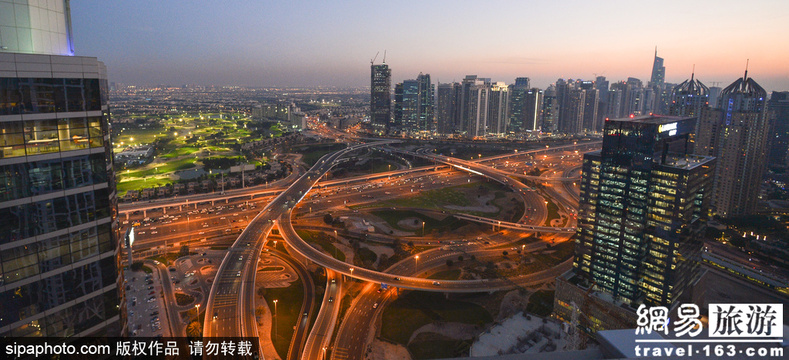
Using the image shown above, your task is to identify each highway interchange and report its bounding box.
[121,136,599,359]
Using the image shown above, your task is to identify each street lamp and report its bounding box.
[322,347,327,360]
[415,255,419,272]
[421,221,425,236]
[273,299,278,341]
[195,304,200,318]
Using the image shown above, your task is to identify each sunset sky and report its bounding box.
[72,0,789,92]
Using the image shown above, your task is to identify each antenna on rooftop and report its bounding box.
[383,50,387,64]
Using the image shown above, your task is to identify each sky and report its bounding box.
[71,0,789,92]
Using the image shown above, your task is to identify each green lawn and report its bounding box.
[427,269,461,280]
[371,209,469,234]
[120,157,198,180]
[161,146,200,158]
[380,291,492,345]
[355,247,377,267]
[297,143,346,167]
[114,126,164,146]
[117,177,173,197]
[408,332,472,359]
[295,229,346,262]
[543,197,560,226]
[381,187,471,210]
[265,278,304,359]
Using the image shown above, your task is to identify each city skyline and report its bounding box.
[69,0,789,92]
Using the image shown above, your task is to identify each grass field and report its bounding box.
[370,209,469,234]
[295,229,346,262]
[380,291,492,346]
[265,278,304,359]
[117,178,174,197]
[298,143,346,166]
[427,269,461,280]
[543,197,560,226]
[408,332,472,359]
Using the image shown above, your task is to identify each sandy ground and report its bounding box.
[367,340,411,360]
[470,313,567,356]
[409,322,483,343]
[446,193,499,213]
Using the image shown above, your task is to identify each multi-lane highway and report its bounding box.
[203,141,398,343]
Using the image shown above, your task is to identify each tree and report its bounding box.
[470,255,477,261]
[179,245,190,257]
[323,214,333,224]
[458,255,464,262]
[186,321,202,338]
[503,250,509,256]
[407,241,414,248]
[446,259,454,267]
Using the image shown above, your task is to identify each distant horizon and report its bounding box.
[72,1,789,93]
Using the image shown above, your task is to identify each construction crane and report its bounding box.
[370,51,379,65]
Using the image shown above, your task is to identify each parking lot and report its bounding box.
[124,266,172,337]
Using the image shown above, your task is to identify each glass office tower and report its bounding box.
[573,115,714,307]
[0,0,121,337]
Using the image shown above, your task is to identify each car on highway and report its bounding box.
[393,277,401,281]
[236,271,241,277]
[373,303,379,309]
[432,281,441,286]
[328,297,333,302]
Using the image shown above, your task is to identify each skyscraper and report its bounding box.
[436,82,460,135]
[767,92,789,168]
[0,0,121,337]
[522,88,543,132]
[580,80,599,132]
[572,115,714,308]
[415,73,434,132]
[393,73,433,133]
[370,63,391,133]
[696,71,770,217]
[669,72,710,118]
[508,77,531,133]
[649,48,665,87]
[487,82,509,135]
[541,86,558,133]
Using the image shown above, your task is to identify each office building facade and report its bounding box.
[573,115,714,307]
[0,0,120,337]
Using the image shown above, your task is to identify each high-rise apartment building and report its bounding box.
[669,73,709,118]
[767,92,789,168]
[415,73,433,132]
[696,71,770,217]
[0,0,121,337]
[522,88,543,132]
[508,77,530,133]
[541,86,558,133]
[580,81,599,132]
[436,82,460,135]
[370,63,391,133]
[572,115,714,307]
[487,82,509,135]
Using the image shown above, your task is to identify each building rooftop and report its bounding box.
[607,115,693,126]
[661,154,715,171]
